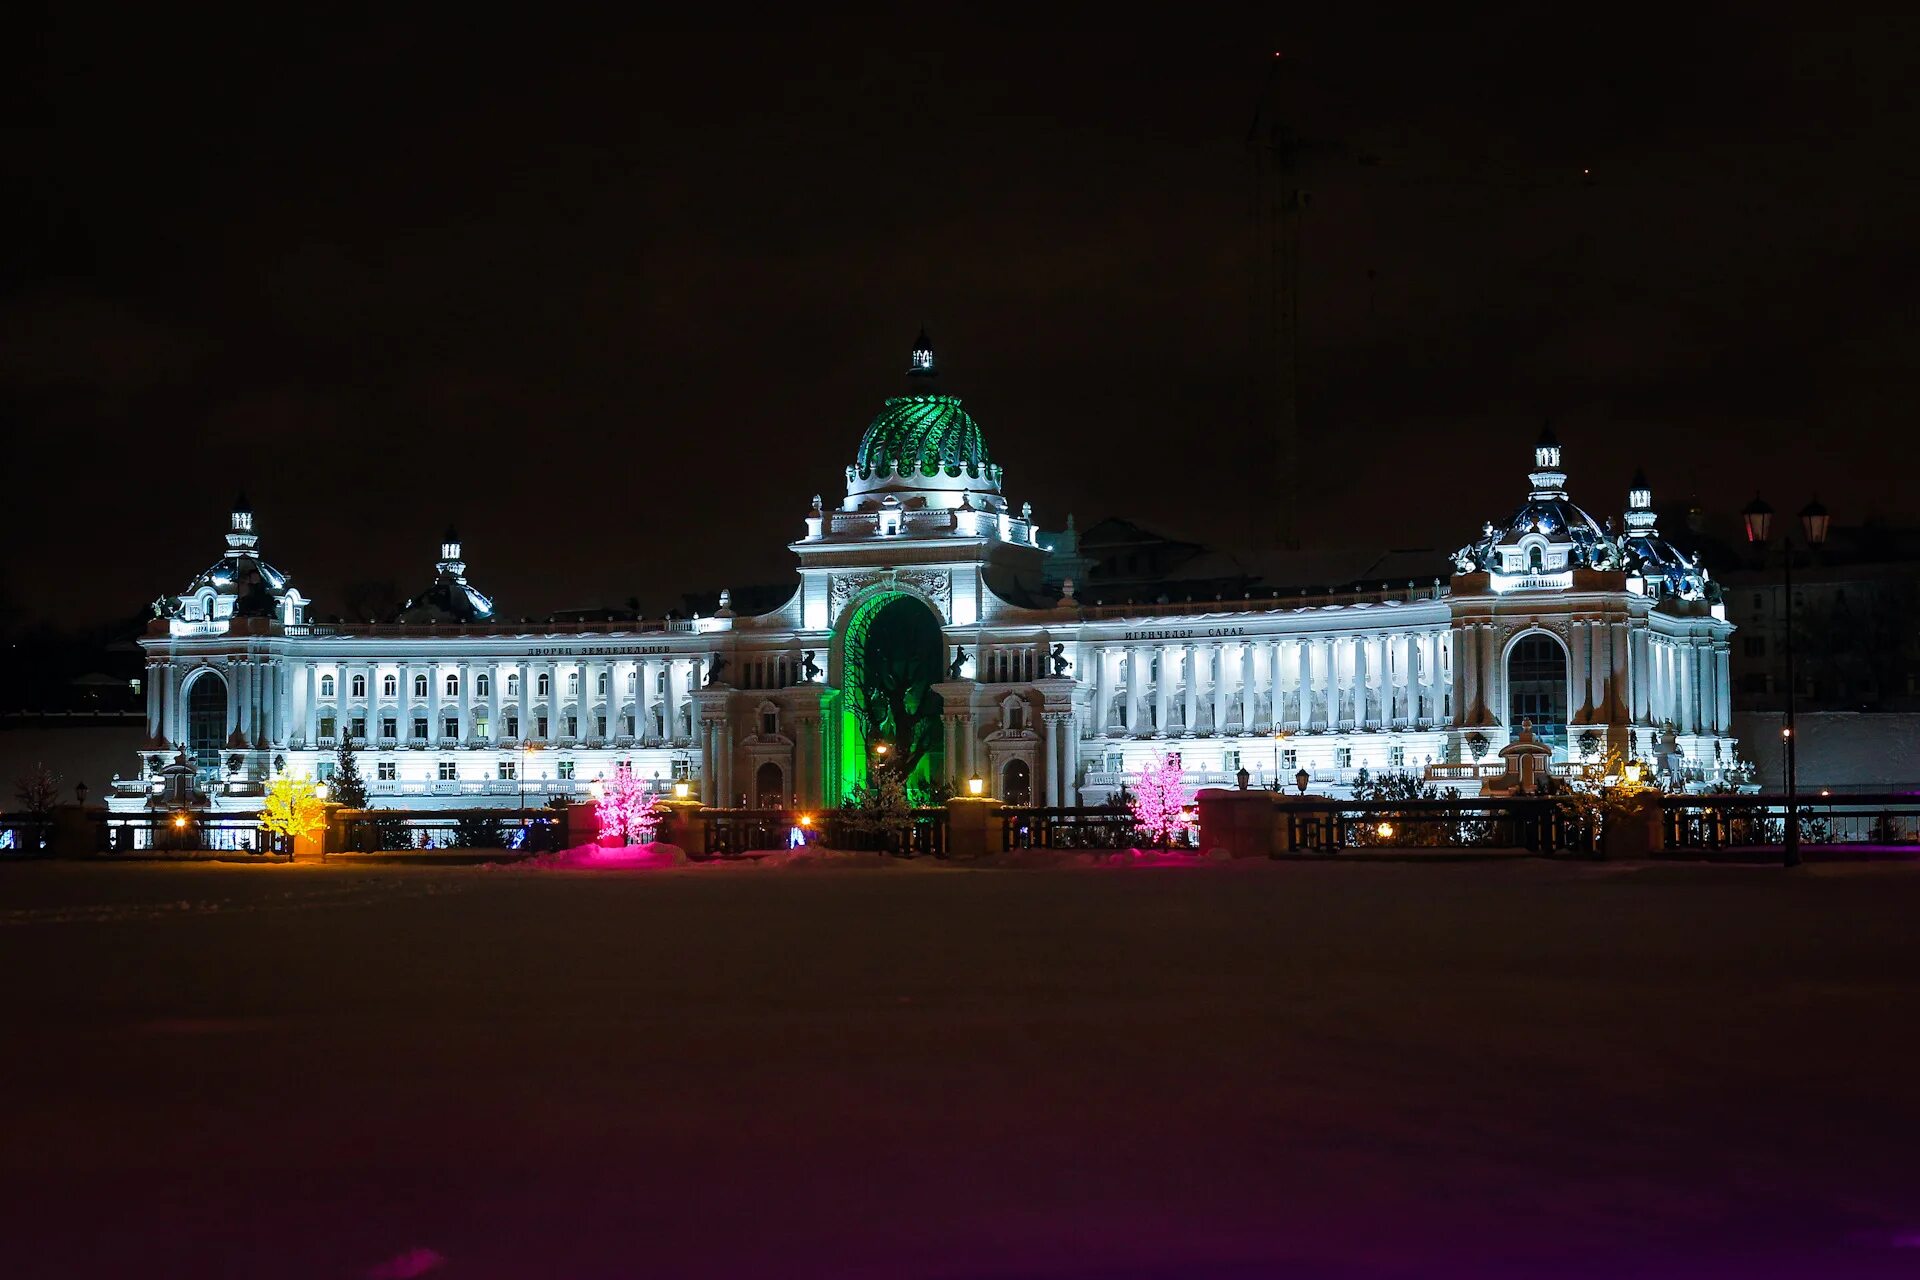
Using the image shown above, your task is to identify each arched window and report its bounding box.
[320,674,335,697]
[351,674,366,699]
[1507,633,1569,753]
[187,672,228,780]
[627,671,637,692]
[476,674,490,697]
[537,673,550,697]
[507,674,520,697]
[382,674,397,698]
[1528,545,1545,572]
[413,674,428,698]
[567,672,580,697]
[596,672,608,696]
[445,674,459,697]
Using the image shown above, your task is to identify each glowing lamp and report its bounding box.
[672,780,691,800]
[967,775,984,796]
[800,813,813,827]
[315,784,330,801]
[172,814,188,829]
[1741,495,1774,544]
[588,779,604,799]
[1624,762,1643,785]
[874,743,889,757]
[1378,822,1396,840]
[1800,498,1830,546]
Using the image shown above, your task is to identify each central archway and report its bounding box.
[186,670,229,782]
[832,592,946,804]
[1506,631,1569,754]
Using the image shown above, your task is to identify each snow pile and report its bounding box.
[495,841,689,871]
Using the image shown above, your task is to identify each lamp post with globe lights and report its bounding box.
[1741,495,1831,868]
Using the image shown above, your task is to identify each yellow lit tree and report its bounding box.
[260,775,327,846]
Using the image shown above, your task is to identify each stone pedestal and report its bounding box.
[659,800,709,855]
[294,803,338,861]
[945,796,1008,860]
[1603,793,1665,859]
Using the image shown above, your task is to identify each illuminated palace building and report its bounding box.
[115,337,1740,821]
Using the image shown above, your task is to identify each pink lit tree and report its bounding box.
[1130,752,1188,849]
[596,764,661,846]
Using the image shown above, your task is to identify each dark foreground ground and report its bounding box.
[4,858,1920,1279]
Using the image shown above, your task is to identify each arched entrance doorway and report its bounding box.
[833,592,946,803]
[755,761,785,809]
[186,671,228,782]
[1001,759,1032,805]
[1506,632,1569,754]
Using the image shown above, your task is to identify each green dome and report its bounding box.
[853,394,996,481]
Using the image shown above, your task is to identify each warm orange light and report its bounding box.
[800,813,813,827]
[967,775,985,796]
[172,815,188,829]
[1378,822,1396,839]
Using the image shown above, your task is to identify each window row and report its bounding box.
[316,708,689,742]
[315,670,674,700]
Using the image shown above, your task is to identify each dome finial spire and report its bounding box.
[907,325,936,379]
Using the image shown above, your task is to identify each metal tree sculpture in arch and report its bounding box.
[835,591,946,804]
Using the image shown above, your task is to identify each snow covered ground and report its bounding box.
[3,858,1919,1278]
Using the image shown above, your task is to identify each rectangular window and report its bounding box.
[623,714,635,736]
[1743,636,1767,658]
[565,715,578,737]
[413,717,428,740]
[316,760,335,781]
[319,715,337,738]
[671,758,692,781]
[498,760,517,780]
[1223,749,1240,772]
[595,715,607,738]
[1105,752,1124,773]
[1389,745,1406,768]
[475,716,490,740]
[761,711,778,736]
[558,760,575,781]
[443,718,457,740]
[1281,748,1297,770]
[377,761,396,781]
[437,761,457,781]
[505,715,519,738]
[536,715,549,738]
[1335,747,1353,769]
[381,717,397,739]
[351,717,367,739]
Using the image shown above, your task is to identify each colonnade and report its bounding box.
[1080,632,1452,740]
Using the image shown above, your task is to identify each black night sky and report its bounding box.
[5,8,1916,629]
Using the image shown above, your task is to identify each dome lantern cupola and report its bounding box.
[395,525,495,624]
[155,496,307,631]
[1529,423,1567,497]
[228,492,259,552]
[907,326,936,379]
[1625,466,1657,535]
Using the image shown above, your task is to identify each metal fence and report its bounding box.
[0,815,54,855]
[1285,798,1595,855]
[92,813,287,856]
[326,808,571,854]
[1661,793,1920,850]
[698,807,947,857]
[1000,805,1144,850]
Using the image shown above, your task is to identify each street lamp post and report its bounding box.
[1742,495,1830,869]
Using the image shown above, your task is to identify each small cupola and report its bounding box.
[1529,423,1567,496]
[1625,467,1657,535]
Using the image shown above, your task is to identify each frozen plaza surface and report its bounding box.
[3,859,1920,1279]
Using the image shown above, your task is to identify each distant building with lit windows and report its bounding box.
[111,336,1740,825]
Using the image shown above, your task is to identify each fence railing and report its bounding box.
[1285,797,1595,855]
[1661,793,1920,850]
[0,815,54,855]
[91,813,287,855]
[698,807,948,857]
[325,808,571,854]
[1000,805,1144,850]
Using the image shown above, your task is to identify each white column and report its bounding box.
[1715,640,1732,734]
[1211,643,1229,734]
[1093,646,1110,734]
[1183,643,1199,736]
[1124,647,1141,735]
[1153,646,1171,735]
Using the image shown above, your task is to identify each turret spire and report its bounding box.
[1528,421,1567,496]
[906,325,936,379]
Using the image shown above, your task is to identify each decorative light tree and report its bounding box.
[595,764,661,846]
[1130,752,1188,849]
[259,775,327,850]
